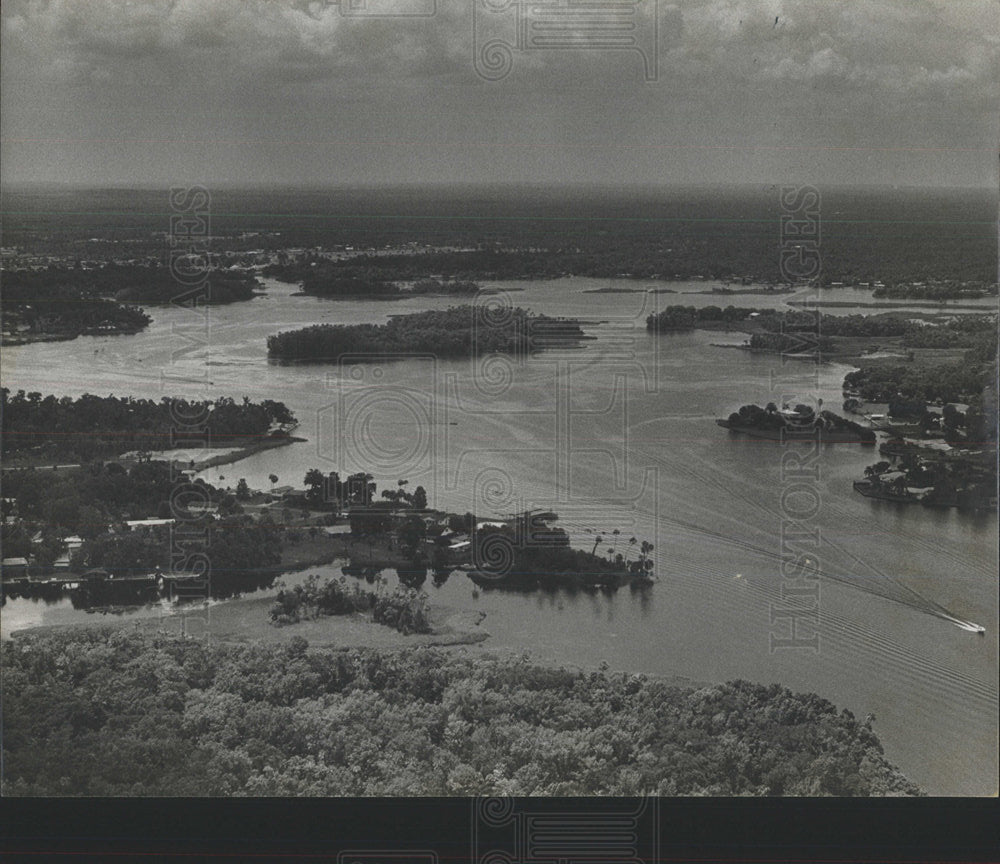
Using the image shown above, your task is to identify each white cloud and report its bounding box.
[2,0,996,99]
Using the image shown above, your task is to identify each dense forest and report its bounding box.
[267,306,586,361]
[1,453,269,530]
[843,339,998,410]
[647,308,998,360]
[2,629,923,796]
[1,291,151,341]
[2,264,260,305]
[73,520,284,580]
[1,391,295,463]
[0,460,205,533]
[1,461,285,587]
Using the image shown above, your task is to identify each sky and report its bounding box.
[1,0,998,189]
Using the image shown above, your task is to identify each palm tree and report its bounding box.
[639,540,654,565]
[591,534,603,556]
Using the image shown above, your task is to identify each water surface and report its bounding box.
[3,276,996,795]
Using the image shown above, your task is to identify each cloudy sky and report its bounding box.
[1,0,997,188]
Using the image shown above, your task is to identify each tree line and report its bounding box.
[2,628,924,795]
[2,391,295,463]
[3,264,260,305]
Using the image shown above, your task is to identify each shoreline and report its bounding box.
[8,593,491,649]
[180,433,306,473]
[2,324,147,346]
[787,299,995,311]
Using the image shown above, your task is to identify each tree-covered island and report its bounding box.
[717,403,876,444]
[266,306,587,361]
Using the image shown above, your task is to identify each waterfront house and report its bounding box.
[441,534,473,564]
[2,557,29,578]
[125,518,175,530]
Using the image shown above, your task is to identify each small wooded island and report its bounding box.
[266,305,587,361]
[717,403,876,444]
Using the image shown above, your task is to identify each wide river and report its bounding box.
[2,277,997,795]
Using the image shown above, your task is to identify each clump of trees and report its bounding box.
[843,361,992,406]
[2,460,194,530]
[470,514,656,588]
[646,305,758,332]
[270,574,431,634]
[1,294,151,340]
[273,266,483,300]
[2,628,924,796]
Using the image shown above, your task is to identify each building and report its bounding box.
[125,518,175,530]
[2,557,29,578]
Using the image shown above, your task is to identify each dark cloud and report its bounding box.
[2,0,996,187]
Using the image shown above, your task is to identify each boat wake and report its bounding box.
[620,438,990,636]
[944,617,987,634]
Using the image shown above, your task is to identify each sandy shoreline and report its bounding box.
[10,593,491,649]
